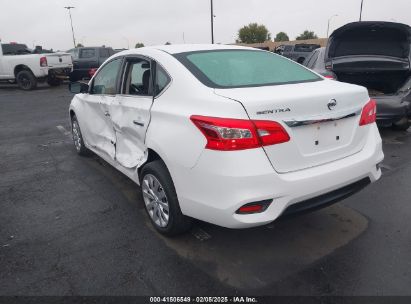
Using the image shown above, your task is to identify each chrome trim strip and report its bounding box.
[283,108,362,127]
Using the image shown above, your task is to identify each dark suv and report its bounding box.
[67,47,115,81]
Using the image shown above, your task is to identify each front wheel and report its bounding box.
[71,115,91,156]
[141,160,192,236]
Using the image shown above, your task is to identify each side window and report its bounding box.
[92,58,122,95]
[123,59,152,96]
[155,65,171,96]
[303,52,314,67]
[284,45,293,52]
[99,48,110,58]
[308,51,320,69]
[306,50,319,68]
[80,48,96,59]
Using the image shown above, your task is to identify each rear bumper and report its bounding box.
[173,124,384,229]
[48,68,72,79]
[375,95,410,126]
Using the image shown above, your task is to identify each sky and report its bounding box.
[0,0,410,51]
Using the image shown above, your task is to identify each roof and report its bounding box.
[144,44,256,54]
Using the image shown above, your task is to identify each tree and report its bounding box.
[237,23,271,44]
[135,42,144,48]
[296,30,318,40]
[76,43,84,48]
[274,32,290,42]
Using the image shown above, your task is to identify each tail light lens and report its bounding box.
[40,56,48,67]
[323,75,335,80]
[359,99,377,126]
[190,115,290,151]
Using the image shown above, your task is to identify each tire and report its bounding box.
[47,78,62,87]
[392,117,410,131]
[16,70,37,90]
[141,160,192,236]
[297,57,305,64]
[71,115,91,156]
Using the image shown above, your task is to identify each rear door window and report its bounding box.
[155,65,171,96]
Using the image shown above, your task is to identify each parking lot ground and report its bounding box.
[1,84,411,296]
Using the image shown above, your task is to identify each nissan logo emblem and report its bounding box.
[327,99,337,110]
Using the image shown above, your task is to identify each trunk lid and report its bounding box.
[215,80,370,173]
[44,53,73,68]
[327,21,411,60]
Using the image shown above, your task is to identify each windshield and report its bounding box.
[174,50,321,88]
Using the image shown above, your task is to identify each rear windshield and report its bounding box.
[174,50,321,88]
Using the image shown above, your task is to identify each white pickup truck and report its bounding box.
[0,43,73,90]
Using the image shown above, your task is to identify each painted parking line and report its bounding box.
[56,125,71,137]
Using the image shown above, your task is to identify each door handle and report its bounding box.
[133,120,144,127]
[104,111,110,117]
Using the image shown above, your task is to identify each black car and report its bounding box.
[67,47,115,81]
[325,21,411,129]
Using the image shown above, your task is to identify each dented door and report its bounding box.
[109,58,153,168]
[79,57,122,159]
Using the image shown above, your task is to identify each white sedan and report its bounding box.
[69,44,384,236]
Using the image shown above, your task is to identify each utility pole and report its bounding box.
[327,14,338,38]
[359,0,364,21]
[64,6,77,48]
[210,0,214,44]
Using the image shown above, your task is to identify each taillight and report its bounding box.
[359,99,377,126]
[190,115,290,151]
[323,75,335,80]
[40,56,48,67]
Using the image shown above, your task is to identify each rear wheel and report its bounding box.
[71,115,91,156]
[141,160,192,236]
[16,70,37,90]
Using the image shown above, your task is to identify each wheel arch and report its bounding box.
[138,148,164,181]
[14,65,33,77]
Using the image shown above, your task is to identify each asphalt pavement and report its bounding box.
[0,84,410,296]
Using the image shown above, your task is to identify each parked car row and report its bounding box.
[302,21,411,130]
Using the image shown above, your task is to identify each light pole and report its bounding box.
[64,6,77,48]
[359,0,364,21]
[327,14,338,38]
[210,0,214,44]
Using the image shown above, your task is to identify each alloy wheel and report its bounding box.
[142,174,170,228]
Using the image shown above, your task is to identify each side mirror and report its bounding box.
[69,82,89,94]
